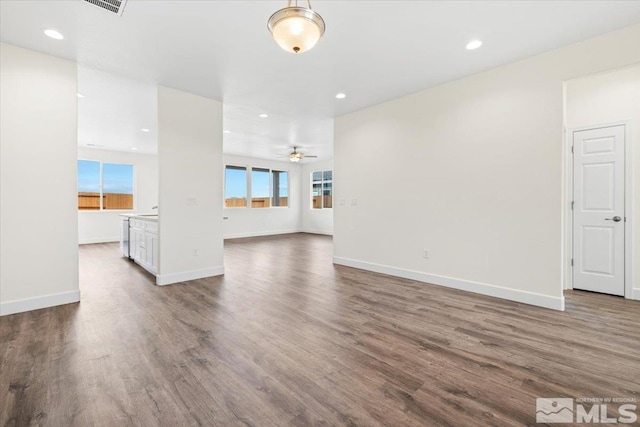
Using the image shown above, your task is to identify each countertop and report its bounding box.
[120,213,158,222]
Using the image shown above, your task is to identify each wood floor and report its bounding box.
[1,233,639,426]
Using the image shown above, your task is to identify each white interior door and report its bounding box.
[573,125,625,296]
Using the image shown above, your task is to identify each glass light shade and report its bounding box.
[268,7,325,54]
[290,155,301,162]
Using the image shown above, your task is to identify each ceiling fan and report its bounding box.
[277,146,318,163]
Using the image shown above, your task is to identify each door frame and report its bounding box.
[563,121,634,299]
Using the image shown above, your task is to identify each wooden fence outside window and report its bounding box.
[78,192,133,210]
[224,197,288,208]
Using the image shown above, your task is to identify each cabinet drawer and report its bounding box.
[131,220,146,229]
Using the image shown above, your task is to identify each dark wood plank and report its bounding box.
[0,233,639,426]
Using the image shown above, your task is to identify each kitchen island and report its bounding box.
[120,214,158,276]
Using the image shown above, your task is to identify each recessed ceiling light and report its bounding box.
[77,93,85,98]
[223,130,231,134]
[259,113,269,118]
[44,29,64,40]
[466,40,482,50]
[141,128,150,132]
[131,147,138,150]
[336,93,346,99]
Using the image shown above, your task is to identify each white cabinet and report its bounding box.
[146,231,158,273]
[129,218,158,276]
[144,220,158,275]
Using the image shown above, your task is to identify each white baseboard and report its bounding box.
[632,288,640,301]
[0,290,81,316]
[223,229,333,239]
[156,266,225,286]
[224,229,300,240]
[300,229,333,236]
[333,257,565,311]
[79,237,119,245]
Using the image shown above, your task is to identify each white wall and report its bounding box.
[157,86,223,285]
[77,148,158,244]
[301,159,334,235]
[565,65,640,297]
[223,154,301,239]
[0,43,79,315]
[334,25,640,311]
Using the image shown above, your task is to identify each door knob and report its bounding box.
[605,216,622,222]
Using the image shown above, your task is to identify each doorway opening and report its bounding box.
[563,65,638,300]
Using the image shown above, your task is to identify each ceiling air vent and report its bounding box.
[83,0,128,16]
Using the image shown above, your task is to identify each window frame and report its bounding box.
[223,164,290,209]
[224,165,249,209]
[250,167,271,209]
[271,169,289,208]
[77,159,136,212]
[311,170,332,210]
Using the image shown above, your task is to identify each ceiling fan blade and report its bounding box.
[303,155,318,158]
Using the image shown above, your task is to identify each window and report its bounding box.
[272,170,288,207]
[224,165,289,209]
[251,168,271,208]
[77,160,134,210]
[312,170,332,209]
[102,163,134,210]
[225,166,248,207]
[77,160,101,210]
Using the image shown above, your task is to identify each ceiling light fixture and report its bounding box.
[466,40,482,50]
[268,0,325,54]
[223,130,231,134]
[77,93,85,98]
[131,147,138,150]
[290,148,302,162]
[43,29,64,40]
[259,113,269,118]
[335,93,346,99]
[141,128,150,132]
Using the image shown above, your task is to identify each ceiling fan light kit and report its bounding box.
[268,0,325,54]
[277,146,318,162]
[289,146,303,162]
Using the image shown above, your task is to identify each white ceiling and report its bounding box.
[2,1,640,160]
[78,66,158,154]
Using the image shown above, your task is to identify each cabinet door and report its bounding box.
[153,235,158,270]
[131,227,144,262]
[146,232,158,274]
[138,231,147,264]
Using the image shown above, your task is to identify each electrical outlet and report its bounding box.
[423,249,429,259]
[193,249,199,257]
